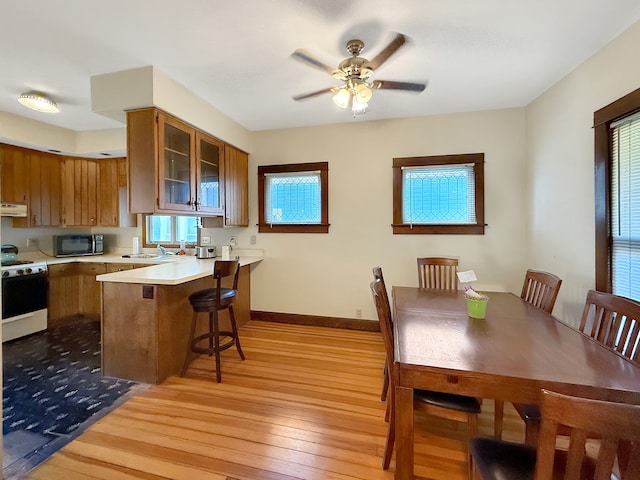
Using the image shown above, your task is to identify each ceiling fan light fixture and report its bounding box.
[17,91,59,113]
[332,87,351,109]
[351,97,368,115]
[354,83,372,103]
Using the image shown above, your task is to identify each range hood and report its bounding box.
[0,203,27,217]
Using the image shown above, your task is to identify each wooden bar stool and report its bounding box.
[181,259,245,382]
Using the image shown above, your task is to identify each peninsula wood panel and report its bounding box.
[101,265,251,384]
[26,321,526,480]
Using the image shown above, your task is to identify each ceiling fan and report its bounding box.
[291,33,426,116]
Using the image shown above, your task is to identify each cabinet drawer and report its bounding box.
[77,263,107,275]
[107,263,135,273]
[48,263,78,278]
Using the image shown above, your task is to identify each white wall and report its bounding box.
[526,19,640,327]
[244,109,527,320]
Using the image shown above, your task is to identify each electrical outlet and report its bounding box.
[201,236,211,245]
[27,238,38,247]
[356,308,362,318]
[250,235,256,245]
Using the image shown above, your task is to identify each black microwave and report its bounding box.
[53,234,104,257]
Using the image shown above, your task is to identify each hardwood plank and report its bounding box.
[27,320,525,480]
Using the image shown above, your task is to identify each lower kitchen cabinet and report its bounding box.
[48,263,79,325]
[48,262,155,325]
[78,263,107,319]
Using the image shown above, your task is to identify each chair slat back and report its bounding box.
[579,290,640,364]
[417,257,458,290]
[213,259,240,295]
[520,269,562,315]
[535,389,640,480]
[370,278,395,381]
[372,266,391,322]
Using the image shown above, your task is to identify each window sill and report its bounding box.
[392,224,485,235]
[258,223,330,234]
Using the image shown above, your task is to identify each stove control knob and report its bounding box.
[25,267,33,274]
[2,271,9,278]
[16,269,24,275]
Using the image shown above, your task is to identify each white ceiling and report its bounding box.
[2,0,640,133]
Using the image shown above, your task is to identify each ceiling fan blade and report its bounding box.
[371,80,426,92]
[364,33,406,71]
[293,87,335,101]
[291,49,340,77]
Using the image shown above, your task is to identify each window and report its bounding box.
[392,154,485,234]
[258,162,329,233]
[144,215,200,247]
[594,87,640,299]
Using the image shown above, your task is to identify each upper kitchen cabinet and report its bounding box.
[223,145,249,226]
[62,157,98,226]
[195,131,225,216]
[0,144,62,227]
[1,143,29,204]
[98,158,136,227]
[127,107,244,219]
[62,157,135,227]
[202,144,249,228]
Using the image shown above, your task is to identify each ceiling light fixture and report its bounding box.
[17,91,59,113]
[332,79,372,117]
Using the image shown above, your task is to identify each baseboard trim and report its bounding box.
[250,310,380,332]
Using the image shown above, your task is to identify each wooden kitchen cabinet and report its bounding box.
[1,143,29,204]
[127,108,239,218]
[0,144,62,227]
[48,263,80,325]
[202,144,249,228]
[98,157,136,227]
[195,131,225,215]
[223,145,249,226]
[78,263,107,319]
[62,157,98,226]
[26,150,62,227]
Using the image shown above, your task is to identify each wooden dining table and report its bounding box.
[391,286,640,480]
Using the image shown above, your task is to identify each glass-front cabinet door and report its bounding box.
[195,132,224,215]
[158,114,195,212]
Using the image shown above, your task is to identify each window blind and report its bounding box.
[264,171,321,224]
[611,114,640,301]
[402,164,476,224]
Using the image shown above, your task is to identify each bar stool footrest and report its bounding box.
[191,331,238,355]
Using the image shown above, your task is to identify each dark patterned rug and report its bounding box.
[2,317,145,478]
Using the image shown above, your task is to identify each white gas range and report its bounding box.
[1,260,48,342]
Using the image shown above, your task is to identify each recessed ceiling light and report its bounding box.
[17,91,59,113]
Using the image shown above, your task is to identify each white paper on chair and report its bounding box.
[457,270,477,283]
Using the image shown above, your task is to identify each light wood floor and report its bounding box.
[24,321,525,480]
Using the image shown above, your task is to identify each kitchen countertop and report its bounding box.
[18,249,263,286]
[96,254,263,285]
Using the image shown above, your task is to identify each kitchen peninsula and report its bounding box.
[96,252,263,384]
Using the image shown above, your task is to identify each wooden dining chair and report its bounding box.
[370,278,481,471]
[513,289,640,447]
[520,269,563,315]
[417,257,459,290]
[469,389,640,480]
[372,266,391,402]
[494,269,563,439]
